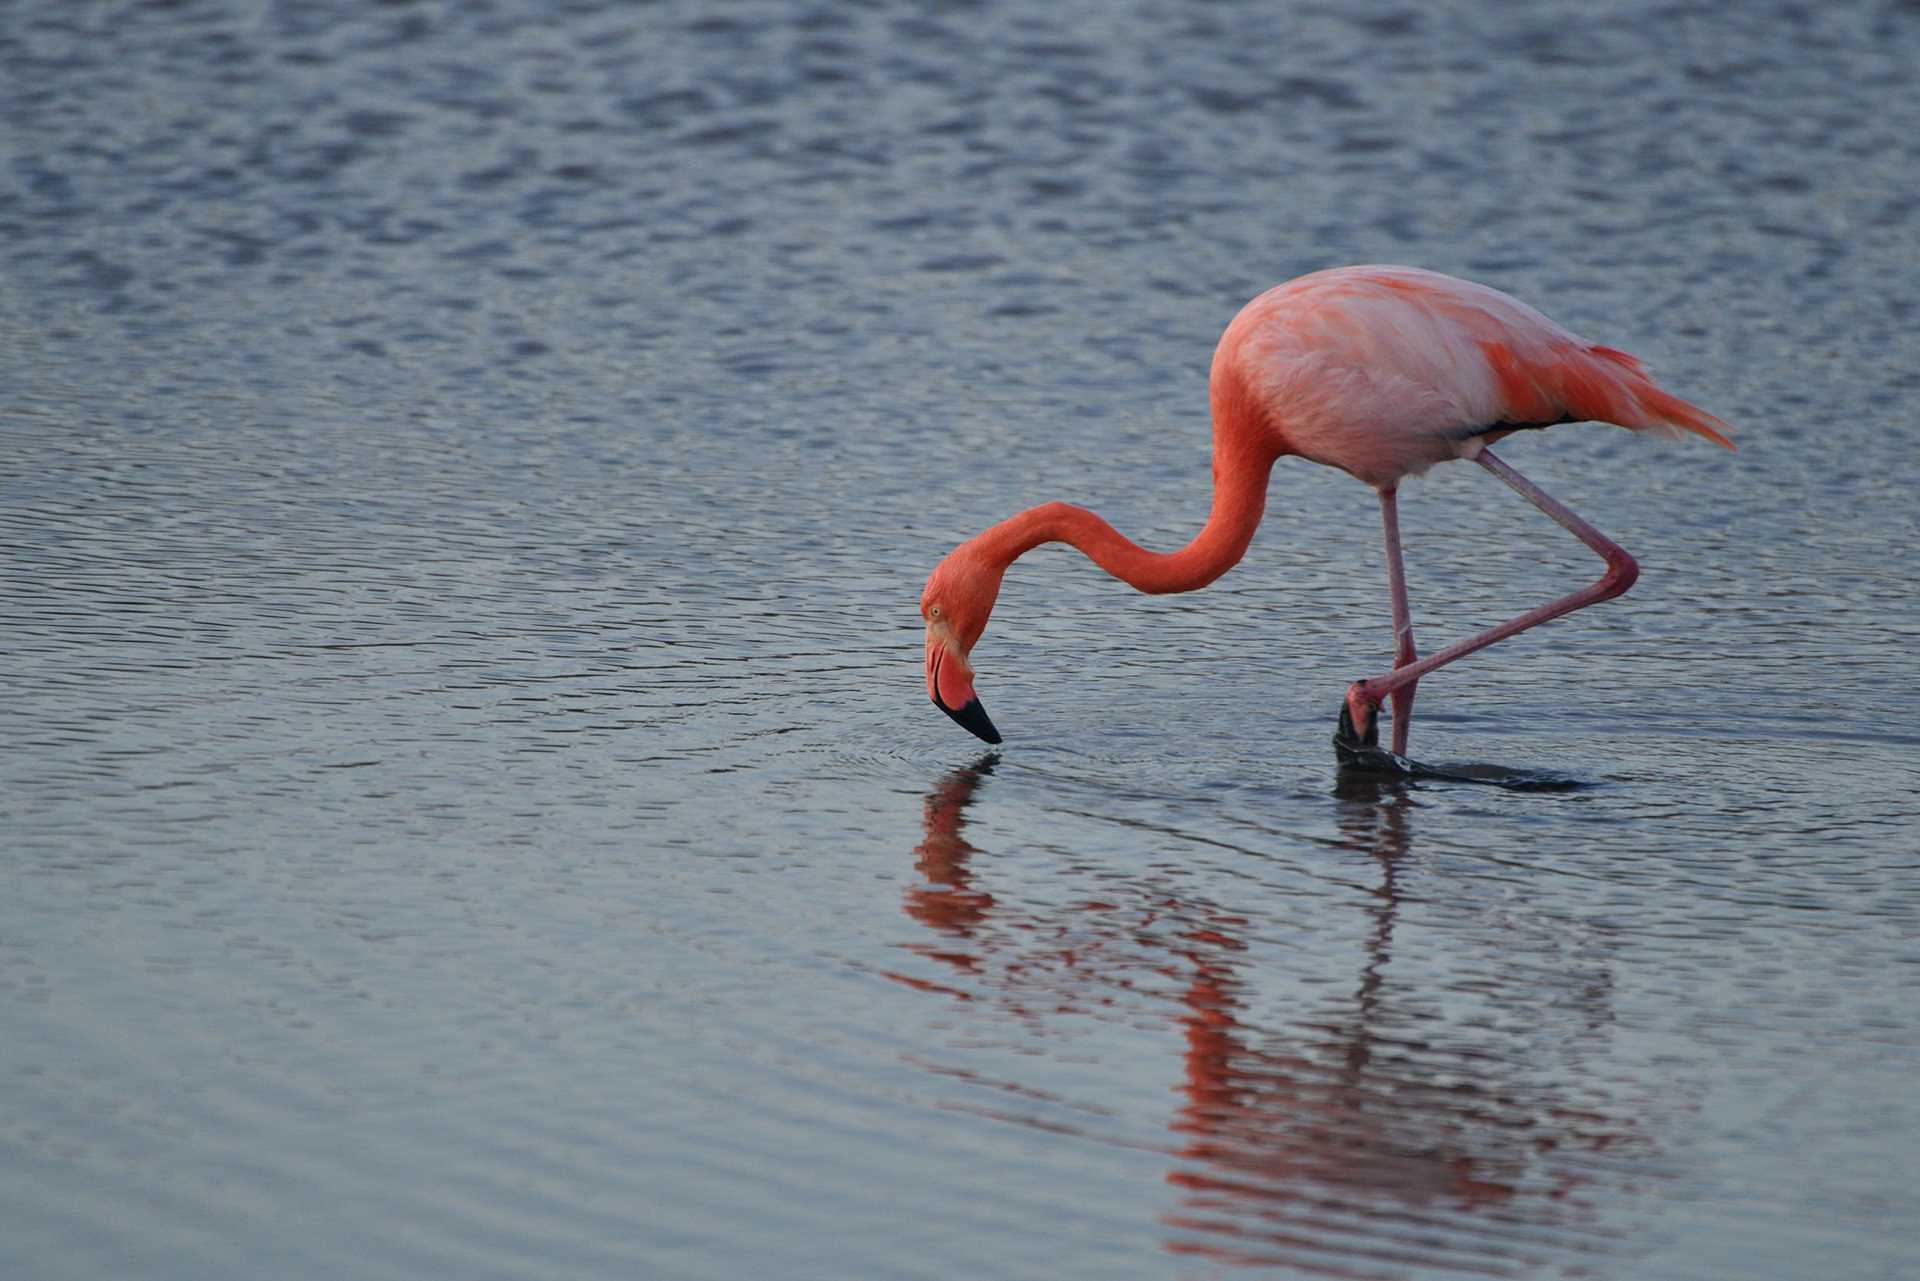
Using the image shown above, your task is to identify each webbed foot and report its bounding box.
[1334,683,1412,774]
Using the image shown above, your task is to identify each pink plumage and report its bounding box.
[1214,265,1732,489]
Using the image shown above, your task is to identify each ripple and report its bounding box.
[4,1,1919,1279]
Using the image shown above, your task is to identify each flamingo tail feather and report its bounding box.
[1482,340,1735,451]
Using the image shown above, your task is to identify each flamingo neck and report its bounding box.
[968,436,1279,596]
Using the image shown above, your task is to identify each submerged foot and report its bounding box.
[1333,695,1586,790]
[1334,690,1411,775]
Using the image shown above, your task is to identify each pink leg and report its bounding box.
[1344,449,1639,747]
[1378,487,1418,757]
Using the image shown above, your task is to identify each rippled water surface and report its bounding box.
[6,2,1920,1278]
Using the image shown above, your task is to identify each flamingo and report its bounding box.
[920,265,1734,762]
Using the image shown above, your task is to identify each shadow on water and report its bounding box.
[898,759,1659,1276]
[1335,739,1592,793]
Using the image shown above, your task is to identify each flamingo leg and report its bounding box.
[1378,487,1418,757]
[1342,448,1640,749]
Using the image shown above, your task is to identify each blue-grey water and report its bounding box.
[5,2,1919,1278]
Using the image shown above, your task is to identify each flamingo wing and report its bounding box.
[1218,266,1732,489]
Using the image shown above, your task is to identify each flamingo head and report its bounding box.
[920,548,1005,744]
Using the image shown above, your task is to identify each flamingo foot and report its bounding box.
[1337,684,1376,749]
[1340,681,1381,745]
[1334,682,1410,774]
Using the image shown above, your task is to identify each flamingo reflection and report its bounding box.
[894,761,1659,1277]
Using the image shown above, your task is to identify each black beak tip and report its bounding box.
[938,696,1003,745]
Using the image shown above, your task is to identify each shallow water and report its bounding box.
[5,1,1920,1278]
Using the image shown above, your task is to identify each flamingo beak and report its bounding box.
[927,634,1002,745]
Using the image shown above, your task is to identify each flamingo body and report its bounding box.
[1214,266,1731,490]
[921,265,1733,753]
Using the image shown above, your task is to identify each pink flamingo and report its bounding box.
[921,265,1734,762]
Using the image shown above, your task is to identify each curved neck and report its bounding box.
[968,437,1279,596]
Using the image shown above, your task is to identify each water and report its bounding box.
[5,1,1919,1277]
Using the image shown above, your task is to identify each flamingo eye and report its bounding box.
[928,605,942,620]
